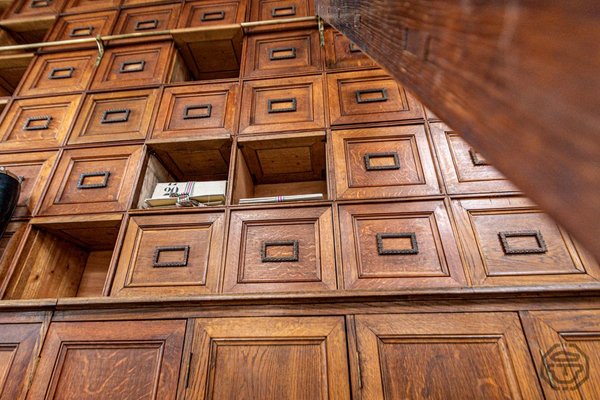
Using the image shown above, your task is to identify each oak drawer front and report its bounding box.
[62,0,119,13]
[113,3,180,34]
[68,89,158,145]
[111,212,225,296]
[239,75,325,135]
[332,125,440,199]
[4,0,63,18]
[243,29,323,79]
[91,42,173,90]
[45,11,117,42]
[324,28,375,70]
[223,206,336,293]
[17,50,96,97]
[38,145,143,215]
[452,197,600,286]
[0,151,57,218]
[430,123,519,195]
[178,0,244,28]
[339,201,466,290]
[328,70,423,125]
[152,83,237,140]
[249,0,314,21]
[0,95,81,152]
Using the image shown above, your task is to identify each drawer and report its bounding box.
[68,89,158,145]
[0,151,57,218]
[324,28,376,70]
[17,50,96,97]
[111,212,225,296]
[90,41,175,90]
[249,0,314,21]
[44,11,117,42]
[332,125,440,199]
[3,0,63,19]
[239,75,325,135]
[338,201,466,290]
[113,3,180,34]
[327,70,423,125]
[178,0,245,28]
[223,206,336,293]
[37,145,143,216]
[152,82,237,141]
[430,123,519,195]
[243,28,323,79]
[452,197,600,286]
[62,0,120,14]
[0,95,81,152]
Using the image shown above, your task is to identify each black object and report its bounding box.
[0,169,21,238]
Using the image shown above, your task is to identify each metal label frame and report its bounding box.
[261,240,299,262]
[22,116,51,131]
[183,104,212,119]
[269,47,297,61]
[152,245,191,268]
[267,97,297,113]
[77,171,111,189]
[119,60,146,73]
[364,152,401,171]
[376,232,419,255]
[499,230,548,255]
[356,88,389,104]
[48,66,75,80]
[101,109,130,124]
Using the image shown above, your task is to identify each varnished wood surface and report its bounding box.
[315,0,600,261]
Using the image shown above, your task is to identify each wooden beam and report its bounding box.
[316,0,600,260]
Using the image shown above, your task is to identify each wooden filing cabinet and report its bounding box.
[223,206,336,293]
[111,211,225,296]
[90,41,176,90]
[151,82,238,141]
[37,145,143,216]
[249,0,314,21]
[0,221,27,290]
[338,200,466,290]
[452,197,600,286]
[239,75,325,135]
[0,95,81,151]
[45,10,117,42]
[112,3,181,34]
[242,28,323,79]
[121,0,172,7]
[62,0,119,14]
[178,0,246,28]
[332,125,441,199]
[324,27,375,70]
[67,88,159,145]
[3,0,63,19]
[17,50,96,97]
[327,69,423,126]
[27,319,185,400]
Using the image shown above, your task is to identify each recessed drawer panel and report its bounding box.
[223,206,336,293]
[339,201,466,290]
[38,145,143,215]
[111,212,225,296]
[324,28,375,70]
[430,123,519,195]
[239,75,324,135]
[178,0,245,27]
[328,70,423,125]
[45,11,117,42]
[152,82,237,141]
[4,0,63,18]
[91,42,174,90]
[332,125,440,199]
[68,89,158,145]
[0,151,57,218]
[249,0,313,21]
[0,95,81,152]
[17,50,96,97]
[452,197,600,286]
[113,3,180,34]
[62,0,119,13]
[243,28,323,79]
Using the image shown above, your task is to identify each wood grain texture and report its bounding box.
[355,312,543,399]
[62,0,118,14]
[178,0,247,28]
[315,0,600,260]
[186,316,350,399]
[113,3,181,35]
[44,10,117,44]
[249,0,314,21]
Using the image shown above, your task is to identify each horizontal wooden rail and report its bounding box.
[316,0,600,260]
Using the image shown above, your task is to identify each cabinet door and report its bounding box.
[186,316,350,399]
[522,310,600,399]
[28,319,186,400]
[0,319,45,400]
[355,313,542,400]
